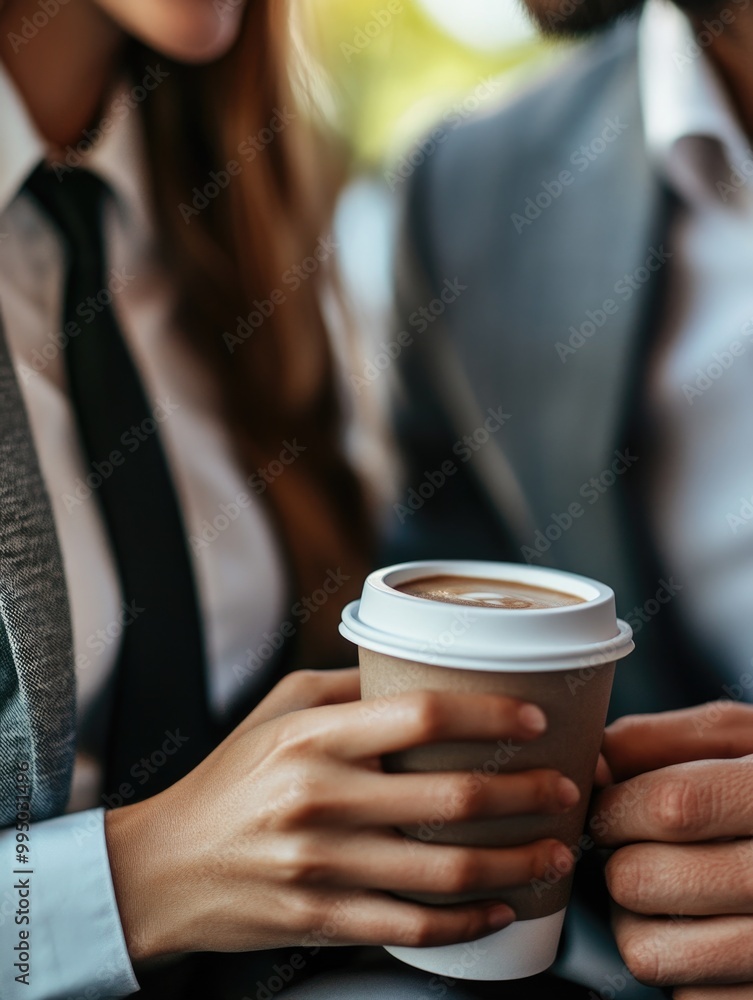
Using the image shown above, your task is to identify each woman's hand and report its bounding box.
[106,668,578,961]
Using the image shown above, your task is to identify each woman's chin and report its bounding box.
[96,0,246,63]
[152,11,246,63]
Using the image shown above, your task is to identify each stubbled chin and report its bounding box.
[522,0,645,37]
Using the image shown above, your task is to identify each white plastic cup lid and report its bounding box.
[339,560,634,672]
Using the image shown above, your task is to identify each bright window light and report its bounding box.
[414,0,536,50]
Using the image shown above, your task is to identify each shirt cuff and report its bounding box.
[1,808,139,999]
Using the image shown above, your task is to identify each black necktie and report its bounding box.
[25,165,215,801]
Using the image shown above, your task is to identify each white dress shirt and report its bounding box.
[0,64,287,998]
[640,0,753,689]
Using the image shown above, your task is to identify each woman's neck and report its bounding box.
[0,0,123,148]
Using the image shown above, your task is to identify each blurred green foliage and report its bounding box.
[301,0,565,168]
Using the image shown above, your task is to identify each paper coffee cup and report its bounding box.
[339,560,633,981]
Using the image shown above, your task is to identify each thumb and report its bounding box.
[603,702,753,782]
[233,667,361,737]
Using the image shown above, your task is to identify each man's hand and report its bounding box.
[592,702,753,994]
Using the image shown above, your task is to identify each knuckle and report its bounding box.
[445,775,485,821]
[277,669,310,698]
[277,669,330,709]
[402,691,446,742]
[275,836,329,885]
[274,716,319,761]
[281,779,327,827]
[650,778,701,837]
[437,851,481,895]
[273,713,303,750]
[399,911,437,948]
[296,669,337,707]
[284,890,320,933]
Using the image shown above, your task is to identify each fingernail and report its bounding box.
[518,704,547,735]
[487,904,516,930]
[557,777,580,809]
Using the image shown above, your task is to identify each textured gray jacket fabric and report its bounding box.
[0,313,75,826]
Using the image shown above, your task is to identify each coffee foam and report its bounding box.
[396,574,585,610]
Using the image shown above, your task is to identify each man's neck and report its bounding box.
[0,0,123,149]
[693,10,753,139]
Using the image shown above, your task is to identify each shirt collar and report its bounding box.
[639,0,752,206]
[0,61,46,217]
[0,63,152,239]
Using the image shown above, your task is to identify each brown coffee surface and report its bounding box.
[396,574,585,610]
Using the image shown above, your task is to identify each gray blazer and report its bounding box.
[0,316,75,826]
[389,20,721,721]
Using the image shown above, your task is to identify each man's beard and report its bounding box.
[523,0,723,37]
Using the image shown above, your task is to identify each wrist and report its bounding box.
[104,792,191,961]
